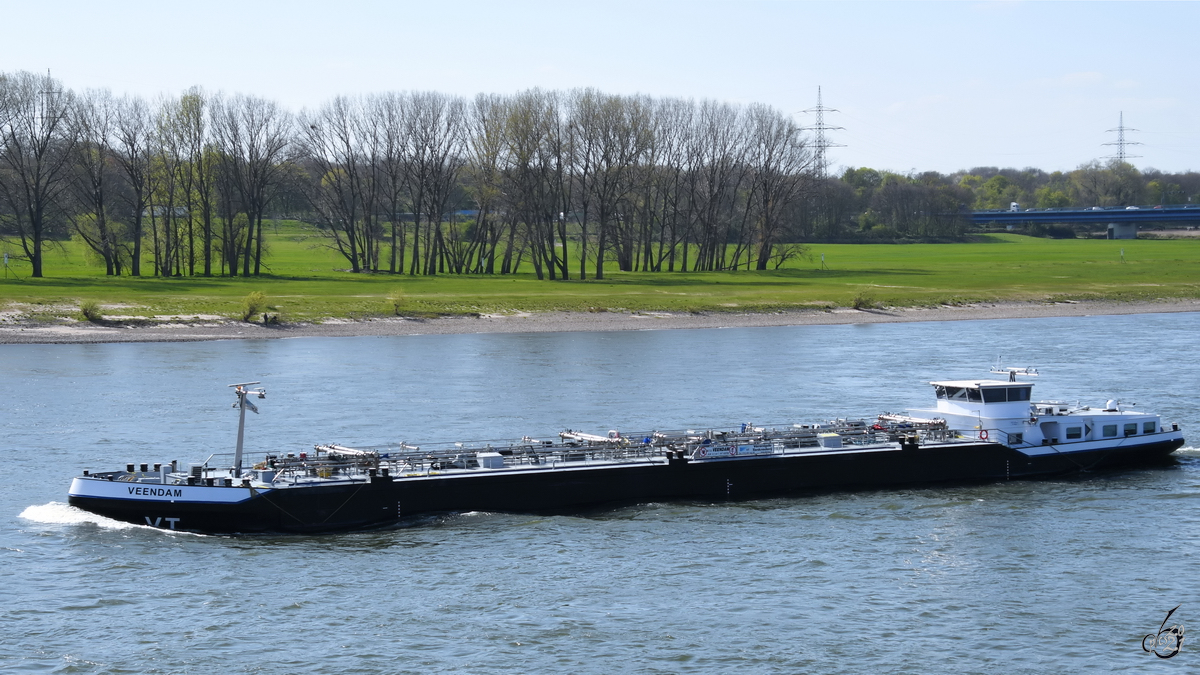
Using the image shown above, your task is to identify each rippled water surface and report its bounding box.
[5,313,1200,673]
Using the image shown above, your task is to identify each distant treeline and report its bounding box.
[836,162,1200,240]
[1,70,1195,279]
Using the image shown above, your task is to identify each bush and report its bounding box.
[79,299,104,322]
[241,291,267,322]
[851,291,877,310]
[386,288,405,316]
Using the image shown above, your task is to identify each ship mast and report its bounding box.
[229,382,266,474]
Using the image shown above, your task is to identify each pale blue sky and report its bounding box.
[7,1,1198,174]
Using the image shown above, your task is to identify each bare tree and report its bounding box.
[70,88,124,275]
[170,87,218,276]
[565,89,600,279]
[681,100,749,271]
[0,71,77,277]
[153,94,188,276]
[292,97,362,270]
[111,94,155,276]
[572,92,648,279]
[606,95,652,272]
[744,103,812,270]
[294,96,376,272]
[645,98,693,271]
[404,91,466,275]
[369,92,411,273]
[463,93,508,274]
[213,94,291,275]
[503,89,562,280]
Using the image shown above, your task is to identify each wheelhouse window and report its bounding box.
[1065,427,1082,440]
[1124,423,1138,436]
[982,387,1032,403]
[943,386,967,400]
[1103,425,1118,438]
[938,385,1027,403]
[1144,421,1157,434]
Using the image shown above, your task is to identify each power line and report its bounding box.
[1103,111,1142,163]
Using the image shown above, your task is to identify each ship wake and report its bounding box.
[21,501,148,530]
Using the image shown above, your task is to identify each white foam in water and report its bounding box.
[20,503,211,537]
[19,502,141,530]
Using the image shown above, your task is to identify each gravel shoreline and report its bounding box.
[1,299,1197,345]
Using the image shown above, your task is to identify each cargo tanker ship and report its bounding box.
[67,368,1185,534]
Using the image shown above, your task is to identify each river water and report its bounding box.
[5,313,1199,673]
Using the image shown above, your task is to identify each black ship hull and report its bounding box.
[68,437,1184,535]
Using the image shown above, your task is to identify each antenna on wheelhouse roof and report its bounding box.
[990,360,1039,382]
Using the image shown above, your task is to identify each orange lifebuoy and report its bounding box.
[979,429,989,441]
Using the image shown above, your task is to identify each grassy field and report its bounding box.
[2,226,1198,322]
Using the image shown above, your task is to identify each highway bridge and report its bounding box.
[972,205,1200,226]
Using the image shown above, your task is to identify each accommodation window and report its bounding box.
[966,388,983,403]
[1103,425,1118,438]
[1066,427,1082,440]
[1144,421,1157,433]
[983,388,1006,403]
[1124,423,1138,436]
[1008,387,1031,401]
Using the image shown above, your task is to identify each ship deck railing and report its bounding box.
[84,420,967,485]
[302,421,960,473]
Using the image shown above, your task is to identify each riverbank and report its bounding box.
[1,299,1198,344]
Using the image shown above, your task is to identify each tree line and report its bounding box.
[953,162,1199,212]
[0,72,293,278]
[4,70,1195,279]
[0,71,819,279]
[830,162,1200,240]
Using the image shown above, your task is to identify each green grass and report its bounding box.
[2,231,1198,323]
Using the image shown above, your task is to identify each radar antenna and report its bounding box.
[989,361,1039,382]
